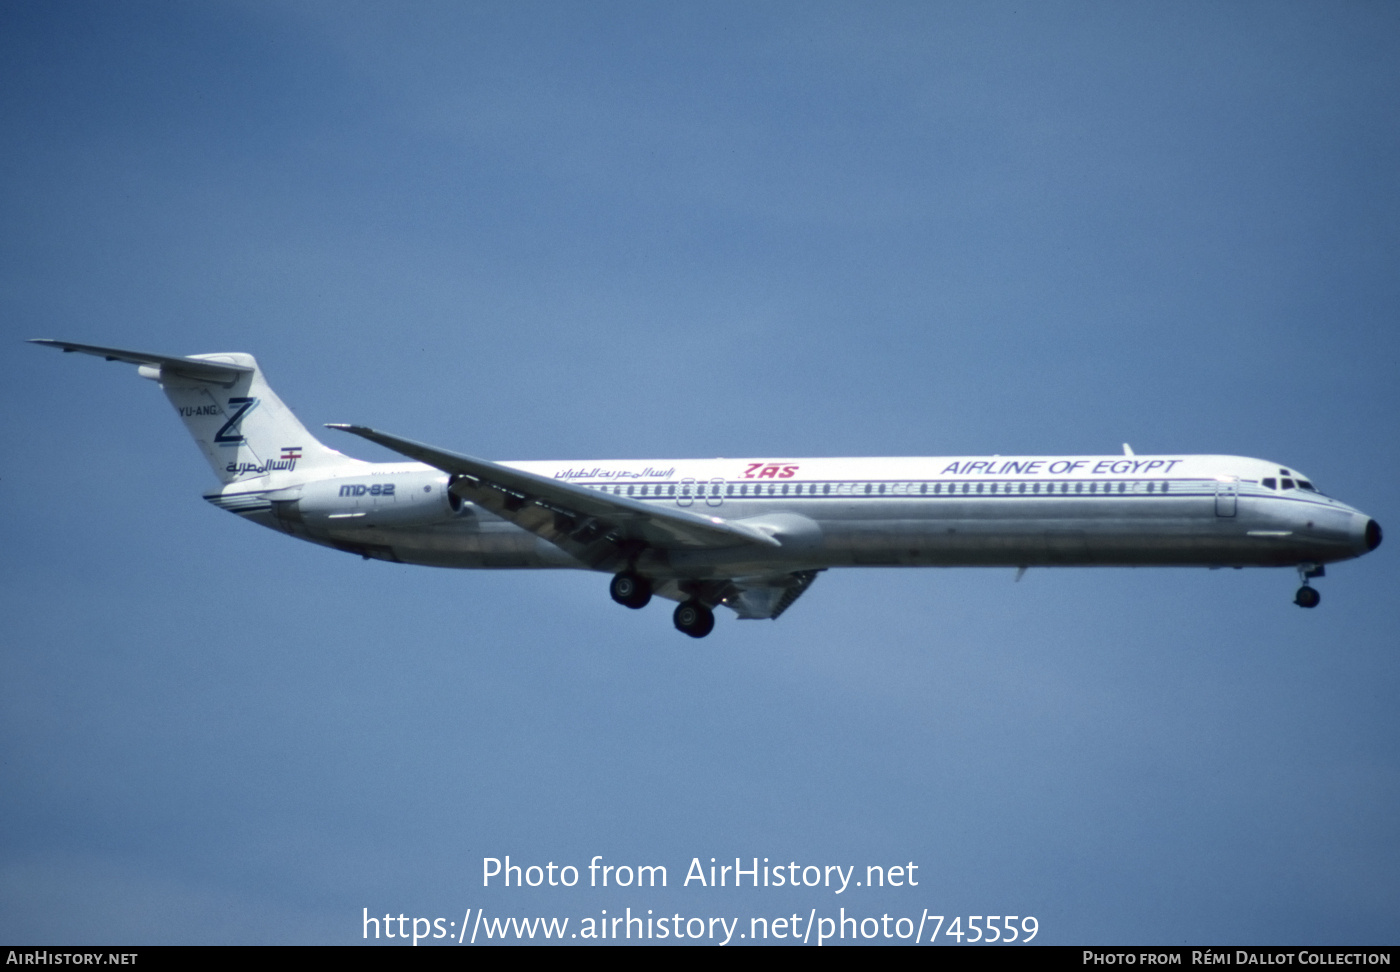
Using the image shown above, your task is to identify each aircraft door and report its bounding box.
[1215,479,1238,517]
[707,477,725,508]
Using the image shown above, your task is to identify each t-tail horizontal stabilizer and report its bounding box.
[28,338,254,385]
[32,339,362,485]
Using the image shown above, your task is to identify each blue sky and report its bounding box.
[3,0,1397,945]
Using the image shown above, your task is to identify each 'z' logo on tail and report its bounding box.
[214,397,258,445]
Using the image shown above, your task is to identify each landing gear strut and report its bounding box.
[1294,563,1324,609]
[609,572,652,609]
[673,600,715,638]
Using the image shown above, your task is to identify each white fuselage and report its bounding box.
[210,452,1379,577]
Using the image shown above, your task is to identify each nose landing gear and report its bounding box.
[1294,563,1324,609]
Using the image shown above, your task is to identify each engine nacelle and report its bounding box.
[286,469,456,535]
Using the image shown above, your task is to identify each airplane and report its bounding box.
[32,339,1383,637]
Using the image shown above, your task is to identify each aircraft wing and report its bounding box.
[327,424,780,569]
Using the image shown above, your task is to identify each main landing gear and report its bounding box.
[609,571,652,609]
[673,600,715,639]
[1294,563,1324,609]
[609,572,716,637]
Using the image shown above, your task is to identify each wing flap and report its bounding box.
[720,570,822,620]
[648,571,821,619]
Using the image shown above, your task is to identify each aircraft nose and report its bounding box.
[1366,518,1383,552]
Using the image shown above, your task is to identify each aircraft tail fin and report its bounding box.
[31,340,364,485]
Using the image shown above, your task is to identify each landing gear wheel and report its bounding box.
[673,600,715,638]
[1294,586,1321,609]
[610,572,652,609]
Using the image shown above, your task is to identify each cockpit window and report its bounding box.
[1281,478,1295,489]
[1298,480,1316,492]
[1262,478,1276,490]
